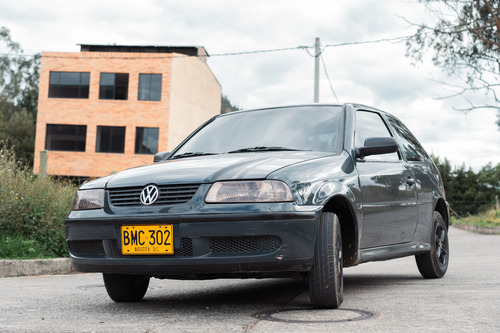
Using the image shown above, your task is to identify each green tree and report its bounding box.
[0,109,35,162]
[221,94,240,114]
[0,26,40,165]
[433,156,499,215]
[477,162,500,210]
[405,0,500,126]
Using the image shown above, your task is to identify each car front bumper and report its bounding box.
[65,205,323,278]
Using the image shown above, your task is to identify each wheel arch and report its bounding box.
[435,198,449,228]
[322,195,358,267]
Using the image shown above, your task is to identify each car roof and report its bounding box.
[217,103,342,118]
[217,103,392,118]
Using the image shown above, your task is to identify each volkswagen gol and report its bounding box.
[66,104,449,308]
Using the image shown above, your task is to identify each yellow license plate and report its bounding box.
[121,225,173,255]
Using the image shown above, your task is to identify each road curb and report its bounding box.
[451,223,500,235]
[0,258,74,278]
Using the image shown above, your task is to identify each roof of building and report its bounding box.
[78,44,209,57]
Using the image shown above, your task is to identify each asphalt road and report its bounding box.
[1,226,499,333]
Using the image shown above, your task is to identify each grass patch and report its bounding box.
[0,233,56,259]
[452,208,500,228]
[0,143,76,258]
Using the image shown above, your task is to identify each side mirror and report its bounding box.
[355,137,398,159]
[153,151,171,162]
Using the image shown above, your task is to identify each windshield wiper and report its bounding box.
[227,146,303,153]
[171,152,218,159]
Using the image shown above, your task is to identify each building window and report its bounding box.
[138,74,162,101]
[45,124,87,152]
[135,127,159,154]
[96,126,126,153]
[48,72,90,99]
[99,73,129,100]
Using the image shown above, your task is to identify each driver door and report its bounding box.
[355,110,418,249]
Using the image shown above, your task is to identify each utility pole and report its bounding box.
[313,37,320,103]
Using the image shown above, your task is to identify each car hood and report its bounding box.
[100,151,335,188]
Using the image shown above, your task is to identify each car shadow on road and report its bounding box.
[95,278,308,314]
[345,273,424,286]
[89,272,425,315]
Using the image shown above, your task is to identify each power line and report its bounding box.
[320,54,339,103]
[324,35,412,49]
[300,34,412,58]
[209,46,303,57]
[0,34,413,60]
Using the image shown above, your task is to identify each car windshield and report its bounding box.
[172,106,343,157]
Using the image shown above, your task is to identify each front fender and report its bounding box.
[290,179,357,206]
[266,151,360,207]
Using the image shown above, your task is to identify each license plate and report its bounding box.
[121,225,173,255]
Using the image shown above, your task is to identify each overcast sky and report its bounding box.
[1,0,498,170]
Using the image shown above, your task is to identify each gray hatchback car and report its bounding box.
[67,104,449,308]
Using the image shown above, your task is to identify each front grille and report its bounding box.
[211,236,282,254]
[68,240,105,256]
[111,238,194,258]
[108,184,200,207]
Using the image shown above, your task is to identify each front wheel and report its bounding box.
[103,274,150,302]
[308,212,343,309]
[415,211,449,278]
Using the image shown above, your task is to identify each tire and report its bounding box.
[102,274,150,302]
[415,211,449,278]
[308,212,343,309]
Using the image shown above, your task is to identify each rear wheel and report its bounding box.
[102,274,150,302]
[416,211,449,278]
[308,212,343,309]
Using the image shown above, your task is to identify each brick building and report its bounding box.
[34,45,221,178]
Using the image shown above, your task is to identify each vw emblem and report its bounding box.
[140,185,159,205]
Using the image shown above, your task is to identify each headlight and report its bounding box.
[205,180,293,203]
[72,189,105,210]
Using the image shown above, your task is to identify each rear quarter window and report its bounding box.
[386,115,429,162]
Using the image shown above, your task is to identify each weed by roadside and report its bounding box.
[0,143,76,258]
[451,208,500,228]
[0,234,55,259]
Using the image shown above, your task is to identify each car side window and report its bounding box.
[386,115,429,162]
[355,111,399,161]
